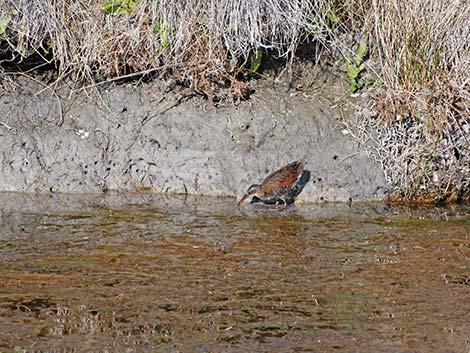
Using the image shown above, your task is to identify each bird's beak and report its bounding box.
[237,193,249,206]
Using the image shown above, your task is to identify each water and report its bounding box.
[1,193,469,352]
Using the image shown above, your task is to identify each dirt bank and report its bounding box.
[0,75,386,202]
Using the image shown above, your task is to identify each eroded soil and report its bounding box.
[0,193,469,352]
[0,76,386,201]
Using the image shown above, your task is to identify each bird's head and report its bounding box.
[237,184,261,206]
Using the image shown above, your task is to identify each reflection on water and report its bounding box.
[0,192,469,352]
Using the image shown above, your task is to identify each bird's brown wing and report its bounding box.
[261,160,306,195]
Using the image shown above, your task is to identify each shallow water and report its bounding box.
[0,193,469,352]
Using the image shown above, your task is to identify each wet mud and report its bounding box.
[0,76,386,201]
[0,193,469,352]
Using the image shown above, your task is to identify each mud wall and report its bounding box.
[0,77,386,202]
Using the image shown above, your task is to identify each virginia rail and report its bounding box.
[238,160,306,206]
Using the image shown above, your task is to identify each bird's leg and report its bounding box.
[279,187,289,208]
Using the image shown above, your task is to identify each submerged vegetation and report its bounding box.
[0,0,469,202]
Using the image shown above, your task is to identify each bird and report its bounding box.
[238,160,306,206]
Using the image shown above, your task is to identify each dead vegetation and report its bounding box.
[346,0,470,203]
[0,0,469,202]
[0,0,330,100]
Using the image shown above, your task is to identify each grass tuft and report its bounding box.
[0,0,330,99]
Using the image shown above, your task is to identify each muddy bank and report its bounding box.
[0,75,386,201]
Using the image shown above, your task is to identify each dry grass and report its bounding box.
[347,101,469,203]
[0,0,330,99]
[360,0,470,202]
[372,0,470,93]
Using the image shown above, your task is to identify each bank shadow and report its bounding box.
[251,169,311,205]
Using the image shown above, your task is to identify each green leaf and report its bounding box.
[99,0,139,15]
[153,20,170,47]
[126,0,139,12]
[99,1,126,15]
[0,14,9,35]
[359,63,365,71]
[326,8,340,24]
[345,59,357,80]
[342,290,355,297]
[250,48,263,73]
[357,41,367,60]
[356,78,364,90]
[15,43,24,54]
